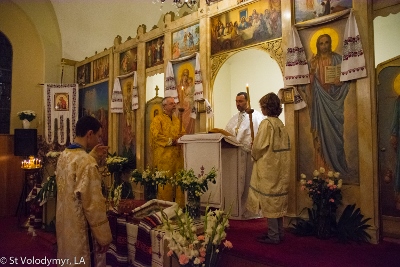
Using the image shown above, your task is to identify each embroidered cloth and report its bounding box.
[340,10,367,81]
[44,83,79,145]
[284,26,310,85]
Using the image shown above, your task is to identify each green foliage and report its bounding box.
[335,204,371,244]
[290,207,317,236]
[35,175,57,204]
[290,204,371,243]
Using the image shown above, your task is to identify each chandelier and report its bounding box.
[154,0,215,9]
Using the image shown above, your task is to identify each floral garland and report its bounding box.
[161,205,232,267]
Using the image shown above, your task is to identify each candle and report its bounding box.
[180,86,184,103]
[246,83,251,108]
[21,161,23,168]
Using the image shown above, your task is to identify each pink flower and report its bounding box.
[307,180,312,184]
[167,250,173,257]
[301,185,306,191]
[179,254,190,265]
[197,235,205,241]
[223,240,233,249]
[329,198,334,203]
[199,247,206,257]
[199,256,205,263]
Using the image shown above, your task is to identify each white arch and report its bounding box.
[213,48,284,129]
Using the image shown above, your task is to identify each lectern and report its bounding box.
[179,133,254,220]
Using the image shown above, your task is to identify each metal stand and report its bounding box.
[16,167,42,228]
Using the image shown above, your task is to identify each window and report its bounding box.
[0,32,12,134]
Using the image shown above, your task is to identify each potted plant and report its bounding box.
[17,110,37,129]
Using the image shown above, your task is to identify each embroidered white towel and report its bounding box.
[111,78,123,113]
[284,26,310,86]
[131,71,138,110]
[340,10,367,81]
[194,52,204,101]
[164,61,179,103]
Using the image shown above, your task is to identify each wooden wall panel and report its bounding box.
[0,135,24,217]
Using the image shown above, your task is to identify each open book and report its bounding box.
[325,64,341,83]
[208,128,233,137]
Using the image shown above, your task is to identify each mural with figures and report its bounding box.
[79,81,109,146]
[172,24,200,59]
[211,0,281,55]
[172,57,196,134]
[294,0,352,24]
[296,18,359,184]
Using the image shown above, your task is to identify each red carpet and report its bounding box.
[1,216,400,267]
[0,217,57,267]
[225,218,400,267]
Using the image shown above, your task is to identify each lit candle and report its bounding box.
[246,83,251,108]
[180,86,184,103]
[39,160,41,167]
[21,161,23,168]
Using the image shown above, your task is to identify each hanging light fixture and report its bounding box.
[154,0,215,9]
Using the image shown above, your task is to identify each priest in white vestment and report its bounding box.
[56,116,112,267]
[224,92,264,219]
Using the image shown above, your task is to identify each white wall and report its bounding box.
[146,73,165,101]
[213,49,284,129]
[374,12,400,66]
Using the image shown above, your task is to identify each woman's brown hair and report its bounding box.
[259,92,282,117]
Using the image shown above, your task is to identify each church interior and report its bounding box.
[2,0,400,266]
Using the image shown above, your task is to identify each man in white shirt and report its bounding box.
[224,92,264,219]
[225,92,264,151]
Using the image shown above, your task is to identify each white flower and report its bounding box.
[327,171,334,178]
[334,172,341,178]
[328,179,334,186]
[319,167,325,174]
[337,179,343,189]
[300,173,306,179]
[313,170,320,177]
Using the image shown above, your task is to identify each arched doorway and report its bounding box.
[212,48,284,130]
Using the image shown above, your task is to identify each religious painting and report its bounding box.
[296,17,359,184]
[280,87,294,104]
[93,55,109,82]
[118,75,136,157]
[79,81,109,145]
[145,96,163,167]
[376,57,400,219]
[211,0,281,55]
[172,57,196,134]
[146,36,164,68]
[77,63,90,85]
[294,0,352,24]
[119,48,138,75]
[172,23,200,59]
[54,93,69,111]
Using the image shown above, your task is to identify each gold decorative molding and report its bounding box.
[259,38,284,73]
[210,54,229,82]
[210,38,284,82]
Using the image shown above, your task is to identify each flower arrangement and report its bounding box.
[293,167,372,242]
[106,154,132,174]
[17,110,37,121]
[161,205,232,267]
[174,166,217,197]
[131,166,170,187]
[106,152,135,204]
[300,167,343,216]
